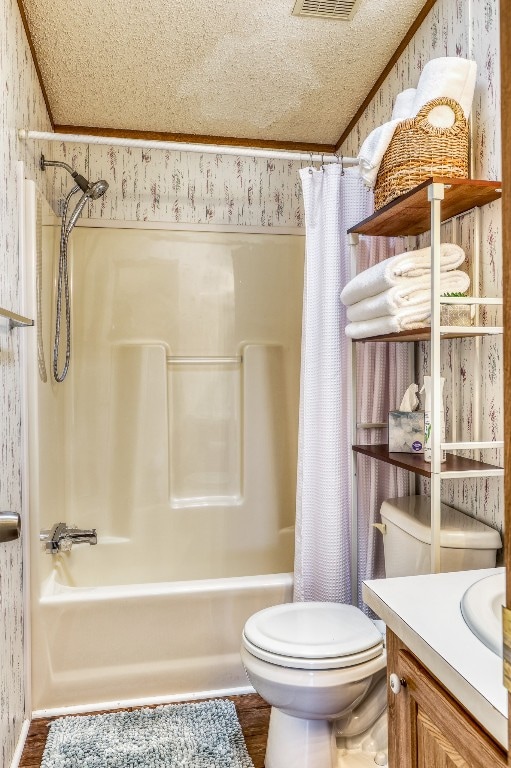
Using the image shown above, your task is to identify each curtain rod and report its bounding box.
[18,129,358,165]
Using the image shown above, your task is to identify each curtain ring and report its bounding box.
[309,152,314,174]
[321,154,325,172]
[340,153,345,176]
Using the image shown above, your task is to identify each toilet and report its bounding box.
[241,496,502,768]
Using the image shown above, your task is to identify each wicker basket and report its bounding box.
[374,97,469,210]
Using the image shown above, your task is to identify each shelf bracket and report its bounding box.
[427,182,446,203]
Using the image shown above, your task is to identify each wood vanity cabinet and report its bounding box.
[386,629,507,768]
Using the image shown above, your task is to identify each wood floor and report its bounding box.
[19,693,271,768]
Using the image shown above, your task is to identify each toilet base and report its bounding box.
[265,707,337,768]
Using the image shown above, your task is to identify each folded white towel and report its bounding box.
[346,270,470,322]
[345,307,431,339]
[392,88,416,120]
[412,57,477,126]
[340,243,466,307]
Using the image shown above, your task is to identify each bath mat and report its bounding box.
[41,699,255,768]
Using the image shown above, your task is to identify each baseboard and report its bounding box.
[10,719,31,768]
[32,684,255,719]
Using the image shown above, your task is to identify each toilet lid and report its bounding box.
[243,602,384,662]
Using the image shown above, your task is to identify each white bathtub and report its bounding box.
[32,545,293,713]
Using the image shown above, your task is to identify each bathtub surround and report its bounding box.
[26,186,300,711]
[41,700,254,768]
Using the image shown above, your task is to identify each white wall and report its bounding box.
[0,0,51,763]
[339,0,504,535]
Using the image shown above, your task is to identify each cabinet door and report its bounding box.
[386,630,507,768]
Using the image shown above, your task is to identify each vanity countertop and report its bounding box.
[363,567,508,749]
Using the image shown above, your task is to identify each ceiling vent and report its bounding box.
[292,0,361,21]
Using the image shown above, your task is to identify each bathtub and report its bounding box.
[32,542,293,714]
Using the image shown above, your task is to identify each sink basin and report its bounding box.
[460,571,505,657]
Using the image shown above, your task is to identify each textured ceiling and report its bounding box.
[22,0,427,144]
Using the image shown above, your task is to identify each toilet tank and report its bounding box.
[380,496,502,578]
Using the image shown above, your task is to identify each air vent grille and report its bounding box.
[292,0,361,21]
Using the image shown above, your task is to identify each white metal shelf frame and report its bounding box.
[349,180,503,595]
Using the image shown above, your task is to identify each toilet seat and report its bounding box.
[243,602,384,670]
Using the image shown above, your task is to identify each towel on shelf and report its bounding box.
[358,57,476,187]
[345,307,431,339]
[340,243,466,307]
[346,270,470,323]
[412,57,477,125]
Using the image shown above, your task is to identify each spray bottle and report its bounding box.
[420,376,447,463]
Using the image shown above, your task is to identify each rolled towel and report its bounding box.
[340,243,466,307]
[345,307,431,340]
[412,57,477,126]
[346,270,470,323]
[392,88,416,120]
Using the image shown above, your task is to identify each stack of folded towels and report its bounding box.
[340,243,470,339]
[359,56,477,188]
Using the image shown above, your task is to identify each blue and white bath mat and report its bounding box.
[41,699,255,767]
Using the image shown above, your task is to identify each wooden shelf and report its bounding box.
[348,178,501,237]
[354,326,503,343]
[352,443,502,478]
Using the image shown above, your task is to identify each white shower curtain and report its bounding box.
[294,165,410,607]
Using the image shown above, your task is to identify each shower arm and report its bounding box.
[40,155,91,194]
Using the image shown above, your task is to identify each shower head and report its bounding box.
[64,179,108,234]
[88,178,109,200]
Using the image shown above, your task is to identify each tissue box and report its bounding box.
[388,411,425,453]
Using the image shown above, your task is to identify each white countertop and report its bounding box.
[363,567,508,749]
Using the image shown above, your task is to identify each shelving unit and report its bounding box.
[348,178,503,591]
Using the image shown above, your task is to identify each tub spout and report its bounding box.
[40,522,97,553]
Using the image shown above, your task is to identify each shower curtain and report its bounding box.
[294,165,410,606]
